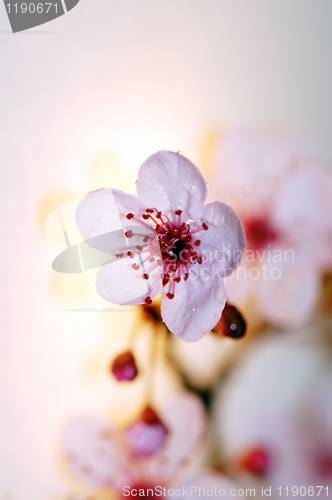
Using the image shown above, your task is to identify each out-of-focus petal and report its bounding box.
[257,253,319,328]
[201,202,245,277]
[136,151,207,221]
[63,416,133,491]
[174,470,242,500]
[96,255,162,305]
[76,188,148,254]
[161,275,226,342]
[214,329,327,459]
[144,393,206,485]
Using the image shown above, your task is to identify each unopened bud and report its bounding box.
[124,406,168,457]
[111,351,138,381]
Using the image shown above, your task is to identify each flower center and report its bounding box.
[119,207,208,303]
[244,216,278,251]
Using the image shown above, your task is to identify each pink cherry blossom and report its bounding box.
[214,327,332,496]
[209,129,332,328]
[63,392,240,499]
[76,151,245,342]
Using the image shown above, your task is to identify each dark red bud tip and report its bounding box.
[111,351,138,381]
[240,448,270,476]
[141,406,164,426]
[216,303,246,339]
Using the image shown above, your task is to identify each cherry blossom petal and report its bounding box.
[174,470,242,500]
[143,393,206,485]
[64,416,133,491]
[257,252,319,328]
[136,151,207,221]
[200,202,245,277]
[76,188,148,254]
[161,275,226,342]
[96,255,162,305]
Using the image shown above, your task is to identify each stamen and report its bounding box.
[125,230,133,238]
[142,273,149,280]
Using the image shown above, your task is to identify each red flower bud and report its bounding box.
[111,351,138,381]
[215,303,246,339]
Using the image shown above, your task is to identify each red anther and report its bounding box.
[215,303,246,339]
[175,210,182,216]
[162,273,170,287]
[115,254,121,258]
[145,296,153,305]
[166,293,174,299]
[194,240,201,246]
[183,273,189,281]
[142,214,150,220]
[136,245,143,251]
[127,251,133,257]
[146,208,154,213]
[197,256,203,264]
[142,273,150,280]
[111,351,138,382]
[202,223,208,230]
[174,277,181,283]
[240,448,270,476]
[126,213,134,220]
[143,236,150,242]
[132,263,140,270]
[149,257,155,262]
[125,230,133,238]
[157,259,163,266]
[156,212,162,218]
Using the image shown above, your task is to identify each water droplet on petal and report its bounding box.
[191,307,195,312]
[159,186,163,191]
[192,185,196,190]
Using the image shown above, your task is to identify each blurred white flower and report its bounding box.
[214,325,332,498]
[63,392,240,499]
[209,129,332,328]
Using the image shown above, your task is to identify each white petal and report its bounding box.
[76,188,148,254]
[200,202,246,277]
[161,275,226,342]
[64,416,133,491]
[96,254,162,305]
[136,151,207,220]
[143,393,206,485]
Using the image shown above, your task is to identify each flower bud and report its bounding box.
[215,303,246,339]
[124,406,168,458]
[111,351,138,381]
